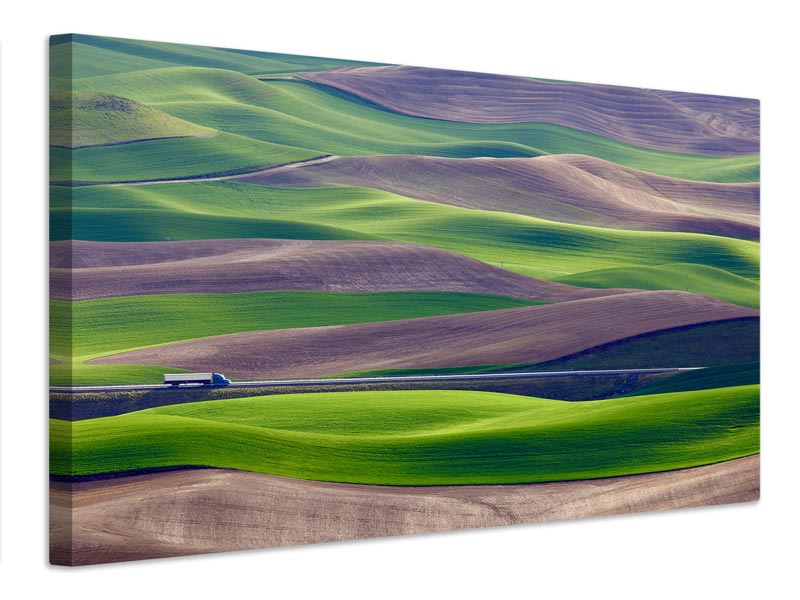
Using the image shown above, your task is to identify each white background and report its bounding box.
[1,1,796,597]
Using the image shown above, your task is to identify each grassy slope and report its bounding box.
[52,291,539,357]
[51,132,320,183]
[626,362,760,396]
[59,181,760,282]
[70,68,759,183]
[50,291,540,385]
[556,263,759,308]
[51,41,177,79]
[50,386,760,484]
[63,35,381,77]
[50,91,217,148]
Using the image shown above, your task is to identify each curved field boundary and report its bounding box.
[238,154,759,239]
[51,154,333,187]
[50,131,219,150]
[51,239,630,302]
[299,66,759,156]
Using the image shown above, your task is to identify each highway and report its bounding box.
[50,367,703,394]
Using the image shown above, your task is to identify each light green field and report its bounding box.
[51,132,319,183]
[58,181,760,282]
[67,67,759,183]
[51,36,381,80]
[555,263,760,308]
[50,91,216,148]
[51,291,538,357]
[50,386,760,484]
[50,291,540,385]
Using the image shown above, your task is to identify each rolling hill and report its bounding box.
[64,67,759,182]
[55,181,760,283]
[50,385,760,484]
[50,91,217,148]
[299,65,759,156]
[240,154,759,238]
[90,291,757,379]
[51,239,626,302]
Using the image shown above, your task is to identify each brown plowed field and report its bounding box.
[50,239,629,302]
[50,455,759,566]
[299,66,759,156]
[90,291,758,379]
[239,155,758,238]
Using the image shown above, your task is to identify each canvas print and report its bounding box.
[49,34,760,566]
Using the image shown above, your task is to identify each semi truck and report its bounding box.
[163,373,231,387]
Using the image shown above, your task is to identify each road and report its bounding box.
[50,368,703,394]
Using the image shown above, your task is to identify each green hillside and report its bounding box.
[50,386,760,484]
[50,291,540,385]
[556,263,760,308]
[51,291,539,358]
[54,35,381,78]
[51,132,319,183]
[51,91,216,148]
[68,68,759,182]
[59,181,760,282]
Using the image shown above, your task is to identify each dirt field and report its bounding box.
[50,239,630,302]
[299,66,759,155]
[91,291,758,379]
[240,155,759,238]
[50,455,759,566]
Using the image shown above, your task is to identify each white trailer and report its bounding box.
[164,373,231,386]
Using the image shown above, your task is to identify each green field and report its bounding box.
[51,132,319,184]
[58,182,760,284]
[52,35,382,80]
[50,291,541,385]
[50,386,760,484]
[63,66,759,183]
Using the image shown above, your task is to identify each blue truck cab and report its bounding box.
[212,373,232,385]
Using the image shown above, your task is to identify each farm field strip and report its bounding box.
[89,291,757,380]
[50,291,541,385]
[51,239,628,303]
[51,291,541,358]
[56,181,760,285]
[238,154,760,239]
[50,385,760,485]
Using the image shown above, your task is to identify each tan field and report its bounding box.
[299,66,759,155]
[90,290,758,379]
[50,455,759,566]
[50,239,631,302]
[240,154,759,238]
